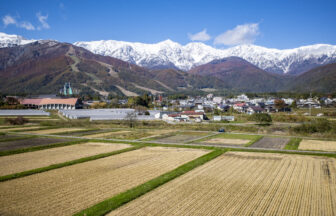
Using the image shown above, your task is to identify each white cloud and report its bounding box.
[2,15,16,26]
[19,21,35,30]
[214,23,260,46]
[36,12,50,29]
[188,29,211,41]
[2,15,35,30]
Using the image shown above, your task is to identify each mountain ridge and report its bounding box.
[74,39,336,75]
[1,32,335,75]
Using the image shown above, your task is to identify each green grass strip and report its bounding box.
[284,138,302,150]
[74,149,225,216]
[0,139,88,157]
[0,145,141,182]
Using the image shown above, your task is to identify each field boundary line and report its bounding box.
[73,149,226,216]
[0,145,142,182]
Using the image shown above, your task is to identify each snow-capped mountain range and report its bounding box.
[0,32,36,48]
[74,40,336,75]
[1,32,336,75]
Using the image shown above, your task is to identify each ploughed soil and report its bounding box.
[250,137,289,149]
[0,137,70,151]
[0,134,22,141]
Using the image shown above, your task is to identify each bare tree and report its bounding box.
[124,111,137,128]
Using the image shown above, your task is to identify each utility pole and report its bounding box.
[309,92,312,116]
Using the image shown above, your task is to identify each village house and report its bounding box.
[247,106,265,115]
[181,110,205,121]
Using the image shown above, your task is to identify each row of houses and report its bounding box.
[162,94,336,115]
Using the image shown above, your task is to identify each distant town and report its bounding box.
[1,82,336,122]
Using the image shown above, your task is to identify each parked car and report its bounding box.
[218,128,225,133]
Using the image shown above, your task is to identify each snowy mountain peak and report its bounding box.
[74,38,336,74]
[1,32,336,75]
[0,32,36,48]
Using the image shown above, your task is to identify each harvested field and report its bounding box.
[110,152,336,216]
[0,126,42,132]
[251,137,290,149]
[0,137,69,151]
[203,138,249,145]
[154,132,210,143]
[0,142,131,176]
[0,147,208,216]
[105,130,158,140]
[139,129,177,140]
[29,127,85,135]
[299,139,336,151]
[197,133,261,147]
[83,130,130,138]
[64,129,104,137]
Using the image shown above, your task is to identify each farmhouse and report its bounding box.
[181,110,205,120]
[20,98,83,110]
[247,106,265,115]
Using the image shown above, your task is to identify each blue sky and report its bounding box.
[1,0,335,49]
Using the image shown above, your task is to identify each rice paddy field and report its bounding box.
[0,142,131,176]
[0,137,70,151]
[0,126,43,132]
[0,147,208,216]
[299,139,336,152]
[109,151,336,216]
[1,114,336,216]
[82,130,131,139]
[29,127,86,135]
[251,137,290,149]
[196,133,262,147]
[153,131,211,143]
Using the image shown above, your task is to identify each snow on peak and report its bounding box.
[74,38,336,74]
[1,32,335,75]
[0,32,36,48]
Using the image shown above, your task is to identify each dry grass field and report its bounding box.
[0,142,131,176]
[299,139,336,151]
[205,138,249,145]
[83,130,130,138]
[154,131,210,143]
[0,147,208,216]
[138,129,178,140]
[29,127,85,135]
[110,152,336,216]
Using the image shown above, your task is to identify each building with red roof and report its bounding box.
[20,98,82,110]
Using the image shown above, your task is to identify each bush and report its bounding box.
[292,118,332,134]
[249,113,272,124]
[5,116,29,125]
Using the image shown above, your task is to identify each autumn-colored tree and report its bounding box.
[274,99,286,110]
